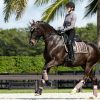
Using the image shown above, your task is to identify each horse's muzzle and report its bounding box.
[29,39,37,46]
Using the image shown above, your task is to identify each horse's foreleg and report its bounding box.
[42,68,52,86]
[42,68,50,82]
[36,60,58,95]
[42,60,58,83]
[35,68,50,95]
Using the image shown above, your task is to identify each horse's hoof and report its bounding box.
[88,96,96,100]
[88,94,98,100]
[45,81,52,87]
[93,90,98,97]
[35,93,41,96]
[35,88,42,96]
[70,89,77,95]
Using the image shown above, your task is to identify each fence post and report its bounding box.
[35,80,39,93]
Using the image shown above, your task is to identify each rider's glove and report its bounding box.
[57,30,64,35]
[57,27,65,35]
[60,29,65,34]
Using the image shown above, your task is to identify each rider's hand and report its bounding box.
[57,27,65,35]
[61,29,65,34]
[57,29,64,35]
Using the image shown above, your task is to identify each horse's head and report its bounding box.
[29,20,44,46]
[29,20,56,46]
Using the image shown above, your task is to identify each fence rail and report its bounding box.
[0,74,100,89]
[0,74,100,80]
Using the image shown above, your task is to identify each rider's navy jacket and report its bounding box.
[63,12,77,31]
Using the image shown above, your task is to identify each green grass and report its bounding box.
[0,89,99,93]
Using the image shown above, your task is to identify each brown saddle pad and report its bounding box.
[73,41,88,53]
[64,41,88,53]
[61,36,88,53]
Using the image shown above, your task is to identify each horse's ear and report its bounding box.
[29,20,35,25]
[41,21,44,23]
[29,21,32,25]
[36,21,39,23]
[32,20,35,24]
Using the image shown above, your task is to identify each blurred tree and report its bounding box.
[3,0,97,23]
[0,24,97,56]
[0,28,44,56]
[76,23,97,43]
[3,0,98,45]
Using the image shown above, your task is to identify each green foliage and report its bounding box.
[4,0,27,22]
[50,66,83,74]
[42,0,66,22]
[0,23,97,73]
[0,23,97,56]
[0,56,44,74]
[34,0,52,6]
[0,28,44,56]
[76,23,97,43]
[85,0,97,17]
[0,56,83,74]
[3,0,97,23]
[0,56,16,73]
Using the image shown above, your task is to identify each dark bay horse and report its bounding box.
[29,20,100,97]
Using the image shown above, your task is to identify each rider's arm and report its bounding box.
[64,14,77,31]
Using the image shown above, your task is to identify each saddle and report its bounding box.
[73,41,88,53]
[63,35,88,53]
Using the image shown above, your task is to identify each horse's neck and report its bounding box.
[44,33,56,42]
[43,33,63,47]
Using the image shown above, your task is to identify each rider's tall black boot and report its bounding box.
[65,42,75,63]
[68,44,74,62]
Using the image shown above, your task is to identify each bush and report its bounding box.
[0,28,44,56]
[0,56,83,74]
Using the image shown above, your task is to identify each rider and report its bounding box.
[60,1,77,63]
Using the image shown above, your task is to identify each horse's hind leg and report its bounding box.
[71,79,85,94]
[71,63,93,94]
[90,71,98,97]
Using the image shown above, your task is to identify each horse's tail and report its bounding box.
[97,46,100,62]
[98,46,100,63]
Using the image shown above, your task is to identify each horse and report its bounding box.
[29,20,100,97]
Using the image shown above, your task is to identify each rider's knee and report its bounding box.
[67,40,72,45]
